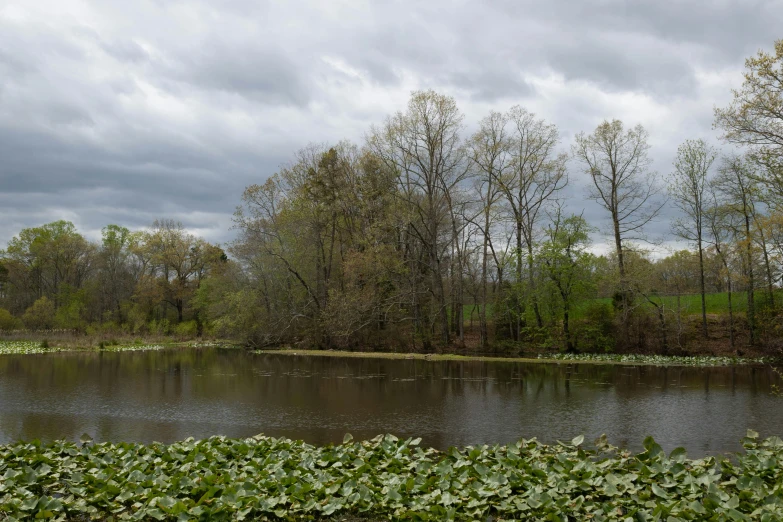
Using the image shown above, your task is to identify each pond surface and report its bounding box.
[0,348,781,455]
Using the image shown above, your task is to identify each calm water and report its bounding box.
[0,348,781,455]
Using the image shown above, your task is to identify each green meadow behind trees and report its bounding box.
[3,40,783,357]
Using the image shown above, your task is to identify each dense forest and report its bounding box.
[2,41,783,355]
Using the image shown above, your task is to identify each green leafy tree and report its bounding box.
[0,308,22,331]
[145,219,224,324]
[714,39,783,197]
[22,296,56,330]
[1,221,93,313]
[539,211,596,352]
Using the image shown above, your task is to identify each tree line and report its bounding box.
[0,219,227,336]
[2,40,783,354]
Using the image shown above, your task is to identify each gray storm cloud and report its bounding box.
[0,0,780,248]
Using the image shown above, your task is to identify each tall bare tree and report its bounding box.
[498,107,567,337]
[669,139,717,337]
[573,120,664,343]
[368,90,466,347]
[713,155,760,345]
[468,110,511,347]
[705,193,740,352]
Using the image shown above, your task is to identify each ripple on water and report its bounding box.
[0,348,780,455]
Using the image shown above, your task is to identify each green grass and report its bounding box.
[639,292,746,315]
[1,432,781,520]
[460,290,781,323]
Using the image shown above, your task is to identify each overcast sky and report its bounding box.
[1,0,781,252]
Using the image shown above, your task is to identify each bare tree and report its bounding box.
[467,110,510,348]
[705,193,741,352]
[367,90,466,347]
[713,155,760,345]
[669,138,717,338]
[573,120,665,343]
[498,107,567,337]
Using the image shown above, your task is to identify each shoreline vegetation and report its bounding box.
[254,348,780,367]
[0,431,781,521]
[3,41,783,359]
[0,338,230,355]
[1,337,779,367]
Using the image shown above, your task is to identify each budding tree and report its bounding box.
[714,39,783,199]
[573,120,664,342]
[669,138,717,338]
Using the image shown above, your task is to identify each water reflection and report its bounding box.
[0,349,780,455]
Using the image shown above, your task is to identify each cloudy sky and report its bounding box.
[1,0,781,251]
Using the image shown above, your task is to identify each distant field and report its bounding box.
[622,290,779,316]
[461,290,781,323]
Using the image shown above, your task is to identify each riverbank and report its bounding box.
[256,348,778,367]
[2,338,778,367]
[0,432,780,520]
[0,339,232,355]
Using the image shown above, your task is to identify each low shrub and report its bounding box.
[174,320,198,338]
[0,308,22,331]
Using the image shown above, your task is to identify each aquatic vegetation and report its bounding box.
[0,431,781,521]
[187,341,237,349]
[0,341,165,355]
[0,341,68,355]
[539,352,777,366]
[98,344,165,352]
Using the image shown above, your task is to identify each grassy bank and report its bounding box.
[0,432,780,521]
[256,349,776,367]
[2,338,776,367]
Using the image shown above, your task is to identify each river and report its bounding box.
[0,347,780,455]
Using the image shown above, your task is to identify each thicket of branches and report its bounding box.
[3,41,783,355]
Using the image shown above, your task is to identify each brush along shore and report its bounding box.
[256,348,778,367]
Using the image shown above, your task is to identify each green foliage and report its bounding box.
[0,432,782,520]
[174,320,198,338]
[54,285,87,330]
[22,297,55,330]
[0,308,22,331]
[573,301,616,352]
[539,213,597,351]
[148,318,171,336]
[125,304,149,334]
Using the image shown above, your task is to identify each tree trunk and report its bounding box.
[612,209,631,348]
[515,220,523,342]
[760,236,775,310]
[727,276,736,353]
[697,235,707,338]
[527,242,543,328]
[745,214,756,346]
[480,207,490,348]
[430,246,449,347]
